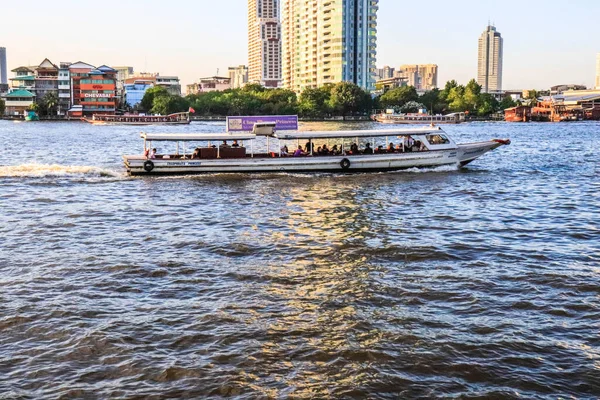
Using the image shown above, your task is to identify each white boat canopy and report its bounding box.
[274,126,443,140]
[141,133,257,142]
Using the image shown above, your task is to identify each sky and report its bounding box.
[0,0,598,90]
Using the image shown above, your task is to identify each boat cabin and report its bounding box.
[138,126,457,161]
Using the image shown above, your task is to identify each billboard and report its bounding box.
[226,115,298,132]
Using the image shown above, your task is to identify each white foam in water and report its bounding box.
[0,163,125,179]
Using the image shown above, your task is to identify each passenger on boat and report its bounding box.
[349,143,359,155]
[331,144,340,155]
[375,145,384,153]
[387,142,395,153]
[191,148,201,159]
[220,140,230,148]
[321,144,330,155]
[293,146,305,157]
[404,136,415,152]
[149,148,157,159]
[396,143,403,152]
[363,143,374,154]
[304,141,314,153]
[144,148,150,158]
[281,145,289,156]
[317,146,323,155]
[232,140,240,148]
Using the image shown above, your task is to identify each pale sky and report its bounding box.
[1,0,598,90]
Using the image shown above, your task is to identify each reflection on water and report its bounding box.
[0,121,599,398]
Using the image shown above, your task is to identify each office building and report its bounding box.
[186,76,232,95]
[0,47,7,85]
[282,0,379,92]
[155,76,181,96]
[248,0,281,87]
[395,64,438,90]
[124,80,154,108]
[477,24,503,93]
[228,65,249,89]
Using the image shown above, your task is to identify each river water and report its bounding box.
[0,120,599,399]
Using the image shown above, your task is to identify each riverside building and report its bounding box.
[228,65,249,89]
[596,53,600,89]
[248,0,281,87]
[282,0,379,92]
[396,64,438,90]
[477,24,503,93]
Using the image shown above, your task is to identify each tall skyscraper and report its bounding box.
[477,24,503,93]
[0,47,7,84]
[248,0,281,88]
[596,53,600,89]
[282,0,379,92]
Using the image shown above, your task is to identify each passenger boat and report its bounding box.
[82,112,190,125]
[373,112,465,124]
[123,123,510,176]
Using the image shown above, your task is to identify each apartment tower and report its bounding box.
[282,0,379,92]
[248,0,281,87]
[477,24,503,93]
[0,47,7,84]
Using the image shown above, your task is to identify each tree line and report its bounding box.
[140,79,521,118]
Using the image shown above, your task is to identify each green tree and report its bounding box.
[419,88,445,114]
[328,82,368,116]
[141,86,169,112]
[298,86,332,118]
[379,86,419,109]
[476,93,499,116]
[440,80,459,102]
[446,85,467,112]
[463,79,482,112]
[499,96,517,111]
[401,101,426,113]
[42,92,58,116]
[0,98,6,116]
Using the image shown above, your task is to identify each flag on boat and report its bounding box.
[189,107,196,113]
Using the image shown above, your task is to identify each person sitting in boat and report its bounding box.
[316,146,323,155]
[281,145,289,156]
[232,140,240,148]
[387,142,395,153]
[349,143,359,155]
[363,143,374,154]
[331,144,340,155]
[149,148,157,159]
[396,143,403,152]
[293,146,305,157]
[191,147,201,159]
[375,145,384,154]
[321,144,330,155]
[220,140,230,148]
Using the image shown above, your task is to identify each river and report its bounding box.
[0,120,599,399]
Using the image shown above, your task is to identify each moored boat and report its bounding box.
[83,111,190,125]
[123,122,510,176]
[373,111,465,124]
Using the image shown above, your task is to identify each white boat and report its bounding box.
[83,112,190,126]
[122,124,510,176]
[373,112,465,124]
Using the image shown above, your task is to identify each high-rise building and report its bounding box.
[396,64,438,90]
[282,0,379,92]
[477,24,503,93]
[596,53,600,89]
[228,65,249,89]
[248,0,281,87]
[0,47,7,85]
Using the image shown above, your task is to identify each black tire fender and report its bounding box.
[340,158,351,170]
[143,160,155,172]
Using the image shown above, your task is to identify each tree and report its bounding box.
[328,82,367,116]
[476,93,499,116]
[463,79,482,112]
[401,101,426,113]
[0,99,5,116]
[419,88,445,114]
[499,96,517,111]
[42,92,58,116]
[298,86,332,118]
[379,86,419,109]
[141,86,169,112]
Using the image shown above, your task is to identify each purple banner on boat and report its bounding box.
[226,115,298,132]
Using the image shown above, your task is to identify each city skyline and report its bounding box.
[0,0,598,90]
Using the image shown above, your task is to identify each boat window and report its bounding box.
[426,134,450,145]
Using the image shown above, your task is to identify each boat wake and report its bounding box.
[0,163,126,180]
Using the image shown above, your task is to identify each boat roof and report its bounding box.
[275,126,443,140]
[141,133,257,142]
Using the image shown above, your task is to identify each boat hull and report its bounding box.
[124,140,506,176]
